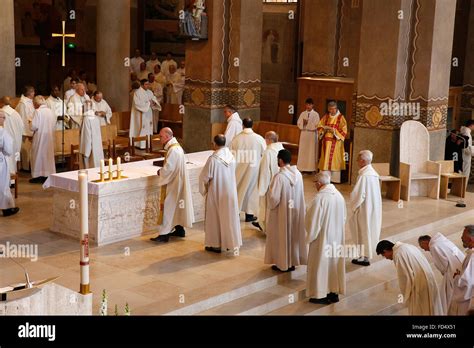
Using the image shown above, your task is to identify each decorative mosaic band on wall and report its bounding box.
[461,85,474,109]
[355,96,447,131]
[184,84,261,109]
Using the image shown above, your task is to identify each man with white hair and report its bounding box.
[150,128,194,243]
[223,105,242,147]
[29,96,57,184]
[67,83,91,129]
[418,233,464,314]
[253,131,284,233]
[349,150,382,267]
[91,91,113,126]
[0,97,24,174]
[166,64,185,105]
[0,112,20,216]
[16,85,36,171]
[264,149,307,272]
[306,171,346,304]
[450,225,474,315]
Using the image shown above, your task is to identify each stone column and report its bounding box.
[353,0,456,182]
[0,0,15,97]
[96,0,130,112]
[183,0,262,153]
[461,0,474,122]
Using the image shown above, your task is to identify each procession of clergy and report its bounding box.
[0,67,473,315]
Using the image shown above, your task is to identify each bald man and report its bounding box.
[0,97,24,174]
[151,128,194,243]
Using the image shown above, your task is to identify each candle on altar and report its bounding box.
[78,170,90,294]
[117,157,121,172]
[100,159,105,178]
[108,158,113,174]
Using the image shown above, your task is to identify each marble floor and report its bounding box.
[1,170,473,315]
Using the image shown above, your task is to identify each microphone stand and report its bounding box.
[8,257,33,289]
[455,133,467,208]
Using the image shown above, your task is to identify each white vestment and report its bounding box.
[79,110,104,169]
[264,165,307,270]
[15,95,35,171]
[199,147,242,250]
[64,89,75,103]
[46,95,68,130]
[166,72,185,105]
[2,105,24,174]
[92,99,113,126]
[224,113,243,147]
[460,126,474,183]
[348,164,382,259]
[67,93,91,129]
[428,232,464,315]
[393,242,443,315]
[137,70,149,81]
[297,110,319,172]
[230,128,266,215]
[0,128,15,209]
[130,56,145,75]
[30,105,57,178]
[149,81,163,133]
[157,137,194,235]
[306,184,346,298]
[450,249,474,315]
[161,59,178,78]
[130,87,159,149]
[257,142,284,233]
[146,59,161,73]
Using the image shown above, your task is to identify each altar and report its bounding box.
[43,151,213,246]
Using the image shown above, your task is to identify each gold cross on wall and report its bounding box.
[52,21,76,67]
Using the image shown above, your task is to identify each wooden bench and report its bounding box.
[372,163,401,202]
[436,160,467,199]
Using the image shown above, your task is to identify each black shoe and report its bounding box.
[10,184,15,189]
[351,259,370,267]
[205,246,221,254]
[271,265,294,272]
[309,297,331,305]
[170,225,185,237]
[327,292,339,303]
[251,221,263,231]
[245,214,257,222]
[29,177,43,184]
[150,234,170,243]
[2,207,20,217]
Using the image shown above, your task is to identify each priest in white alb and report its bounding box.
[79,100,104,169]
[377,240,443,315]
[150,128,194,243]
[264,149,307,272]
[166,64,185,105]
[450,225,474,315]
[46,85,69,130]
[146,51,161,73]
[253,131,284,233]
[230,118,266,222]
[349,150,382,267]
[0,112,20,217]
[29,96,57,184]
[296,98,319,173]
[67,83,91,129]
[306,171,346,304]
[418,233,464,315]
[130,79,160,149]
[0,97,24,174]
[199,134,242,254]
[224,105,242,147]
[16,85,36,171]
[92,91,113,126]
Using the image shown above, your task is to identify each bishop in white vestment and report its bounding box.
[254,131,284,233]
[377,240,443,315]
[306,172,346,304]
[1,97,24,174]
[230,118,266,222]
[224,106,242,147]
[199,134,242,253]
[349,150,382,266]
[296,98,319,172]
[151,128,194,243]
[450,226,474,315]
[418,233,464,315]
[30,97,57,181]
[264,149,307,272]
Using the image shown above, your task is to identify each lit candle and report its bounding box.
[78,170,90,294]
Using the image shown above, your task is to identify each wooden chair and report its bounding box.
[102,140,111,159]
[113,137,143,163]
[399,121,441,201]
[10,173,18,199]
[69,144,80,171]
[131,136,162,160]
[372,163,401,202]
[436,160,467,199]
